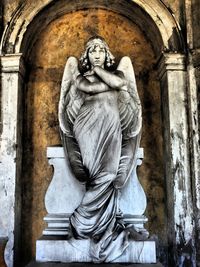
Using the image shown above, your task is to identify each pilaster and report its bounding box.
[157,52,194,264]
[0,53,25,267]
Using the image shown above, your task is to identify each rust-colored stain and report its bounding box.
[21,9,165,264]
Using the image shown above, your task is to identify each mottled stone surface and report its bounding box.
[191,0,200,48]
[21,9,165,265]
[0,54,25,267]
[2,0,183,38]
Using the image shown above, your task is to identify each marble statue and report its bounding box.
[58,36,145,262]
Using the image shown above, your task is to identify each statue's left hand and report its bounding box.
[84,69,95,76]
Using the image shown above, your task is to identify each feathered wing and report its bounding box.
[58,56,87,182]
[114,56,142,189]
[117,56,142,138]
[58,56,84,135]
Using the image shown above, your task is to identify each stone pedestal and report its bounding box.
[36,237,156,263]
[36,146,156,263]
[27,262,163,267]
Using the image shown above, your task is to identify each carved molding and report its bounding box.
[0,53,25,77]
[0,0,183,55]
[157,52,186,79]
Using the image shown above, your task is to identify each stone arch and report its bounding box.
[0,0,184,56]
[0,1,194,266]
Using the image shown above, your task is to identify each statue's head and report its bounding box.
[80,36,115,70]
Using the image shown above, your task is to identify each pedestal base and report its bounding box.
[36,236,156,264]
[27,262,163,267]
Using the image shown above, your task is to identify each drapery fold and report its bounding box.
[69,92,130,261]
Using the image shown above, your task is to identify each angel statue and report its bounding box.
[58,36,144,262]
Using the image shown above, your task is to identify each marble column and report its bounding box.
[0,54,25,267]
[158,53,194,263]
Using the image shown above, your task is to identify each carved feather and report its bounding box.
[58,56,85,135]
[117,56,142,138]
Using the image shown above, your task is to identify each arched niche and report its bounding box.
[0,1,194,267]
[21,8,164,265]
[1,0,184,57]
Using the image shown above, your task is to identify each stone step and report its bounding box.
[27,261,163,267]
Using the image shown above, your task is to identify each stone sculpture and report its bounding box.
[58,36,146,262]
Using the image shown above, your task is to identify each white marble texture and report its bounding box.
[43,146,148,236]
[36,146,154,263]
[45,147,85,215]
[36,238,156,263]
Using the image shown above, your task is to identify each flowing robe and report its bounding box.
[69,90,129,261]
[59,56,142,262]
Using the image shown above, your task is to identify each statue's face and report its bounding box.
[88,44,106,68]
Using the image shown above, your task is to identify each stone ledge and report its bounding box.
[36,237,156,264]
[27,262,163,267]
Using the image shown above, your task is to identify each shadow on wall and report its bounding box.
[0,237,8,267]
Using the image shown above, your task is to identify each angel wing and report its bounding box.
[114,56,142,189]
[58,57,87,182]
[117,56,142,139]
[58,56,85,136]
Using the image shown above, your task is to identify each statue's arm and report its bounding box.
[93,66,127,89]
[76,75,110,94]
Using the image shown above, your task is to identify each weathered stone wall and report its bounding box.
[21,9,165,265]
[1,0,186,38]
[0,3,3,37]
[196,66,200,266]
[2,0,21,26]
[0,2,3,134]
[163,0,186,30]
[192,0,200,49]
[186,0,200,265]
[0,0,200,266]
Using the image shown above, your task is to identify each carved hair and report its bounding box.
[80,36,115,70]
